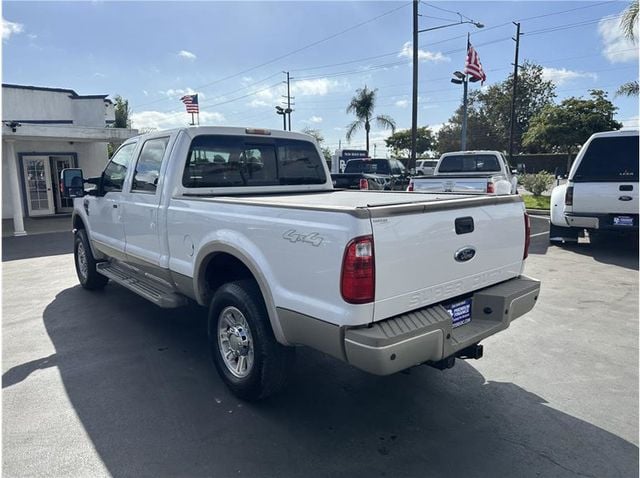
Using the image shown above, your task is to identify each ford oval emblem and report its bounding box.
[454,246,476,262]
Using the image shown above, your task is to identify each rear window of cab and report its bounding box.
[182,135,327,188]
[573,135,639,182]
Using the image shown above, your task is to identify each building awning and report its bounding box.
[2,123,138,143]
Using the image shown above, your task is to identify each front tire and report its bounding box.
[208,280,294,400]
[74,229,108,290]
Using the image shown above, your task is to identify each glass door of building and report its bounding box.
[51,156,75,213]
[22,156,55,216]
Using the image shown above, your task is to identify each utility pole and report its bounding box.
[410,0,419,172]
[461,34,470,151]
[282,71,294,131]
[508,22,522,166]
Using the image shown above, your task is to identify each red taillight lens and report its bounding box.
[565,186,574,206]
[359,178,369,190]
[524,213,531,259]
[487,182,495,194]
[341,235,375,304]
[407,180,414,192]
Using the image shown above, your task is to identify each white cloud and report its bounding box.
[308,116,323,124]
[248,99,270,108]
[178,50,197,61]
[142,90,149,97]
[542,67,598,86]
[93,72,106,78]
[399,42,450,63]
[293,78,340,96]
[598,14,639,63]
[159,87,205,99]
[3,19,24,40]
[395,99,409,108]
[131,110,225,130]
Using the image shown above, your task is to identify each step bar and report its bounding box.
[96,262,188,308]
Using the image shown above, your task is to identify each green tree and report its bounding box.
[617,1,639,97]
[436,63,555,154]
[523,90,622,168]
[385,127,435,157]
[345,86,396,154]
[113,95,131,128]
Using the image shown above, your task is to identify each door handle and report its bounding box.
[620,185,633,191]
[112,204,118,208]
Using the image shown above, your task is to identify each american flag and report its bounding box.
[181,94,199,113]
[464,44,486,85]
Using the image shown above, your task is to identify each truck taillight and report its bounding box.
[524,213,531,260]
[359,178,369,190]
[487,182,495,194]
[565,186,574,206]
[407,180,414,192]
[341,235,375,304]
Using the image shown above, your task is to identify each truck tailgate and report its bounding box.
[572,182,639,215]
[413,177,488,194]
[369,196,526,321]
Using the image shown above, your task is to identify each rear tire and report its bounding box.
[549,223,579,246]
[74,230,109,290]
[208,280,294,401]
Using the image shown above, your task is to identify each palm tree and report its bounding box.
[345,86,396,154]
[617,1,639,97]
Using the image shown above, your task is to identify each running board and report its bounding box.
[96,262,188,308]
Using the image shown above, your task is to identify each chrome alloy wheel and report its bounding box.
[218,306,254,378]
[76,241,89,280]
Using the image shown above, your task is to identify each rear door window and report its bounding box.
[573,136,639,182]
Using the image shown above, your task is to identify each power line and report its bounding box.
[131,1,411,110]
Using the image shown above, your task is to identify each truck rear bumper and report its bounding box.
[564,213,638,231]
[344,275,540,375]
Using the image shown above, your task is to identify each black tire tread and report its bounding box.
[74,230,109,290]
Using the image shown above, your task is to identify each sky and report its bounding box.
[2,0,639,156]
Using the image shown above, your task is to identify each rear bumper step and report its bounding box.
[344,275,540,375]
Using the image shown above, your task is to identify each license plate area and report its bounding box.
[613,215,634,227]
[444,298,472,328]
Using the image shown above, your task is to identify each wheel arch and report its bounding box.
[550,184,568,226]
[193,243,288,344]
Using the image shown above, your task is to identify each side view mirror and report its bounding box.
[61,168,85,198]
[511,169,518,175]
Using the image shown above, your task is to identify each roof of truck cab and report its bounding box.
[126,126,317,143]
[588,129,638,139]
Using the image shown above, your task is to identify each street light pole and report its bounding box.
[410,3,483,169]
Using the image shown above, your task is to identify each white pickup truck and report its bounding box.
[62,127,539,400]
[408,150,518,195]
[550,129,639,243]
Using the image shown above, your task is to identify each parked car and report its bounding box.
[415,159,438,176]
[331,172,386,190]
[332,157,410,191]
[61,126,539,400]
[549,129,639,244]
[408,151,517,195]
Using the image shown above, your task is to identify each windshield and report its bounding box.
[573,136,639,182]
[182,135,327,188]
[438,154,500,173]
[344,159,391,174]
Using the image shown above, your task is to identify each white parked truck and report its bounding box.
[408,150,518,195]
[550,129,639,243]
[62,127,539,400]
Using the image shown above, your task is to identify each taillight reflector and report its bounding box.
[487,182,495,194]
[407,180,414,192]
[524,213,531,259]
[565,186,574,206]
[359,178,369,190]
[341,235,375,304]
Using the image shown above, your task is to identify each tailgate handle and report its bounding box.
[455,216,474,235]
[620,185,633,191]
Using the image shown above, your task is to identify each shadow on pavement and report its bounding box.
[36,284,638,478]
[553,234,639,271]
[2,232,73,262]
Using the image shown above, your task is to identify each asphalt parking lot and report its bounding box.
[2,217,638,478]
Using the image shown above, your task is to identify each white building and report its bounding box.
[2,83,138,235]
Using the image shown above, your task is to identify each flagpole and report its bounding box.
[461,33,470,151]
[190,113,194,126]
